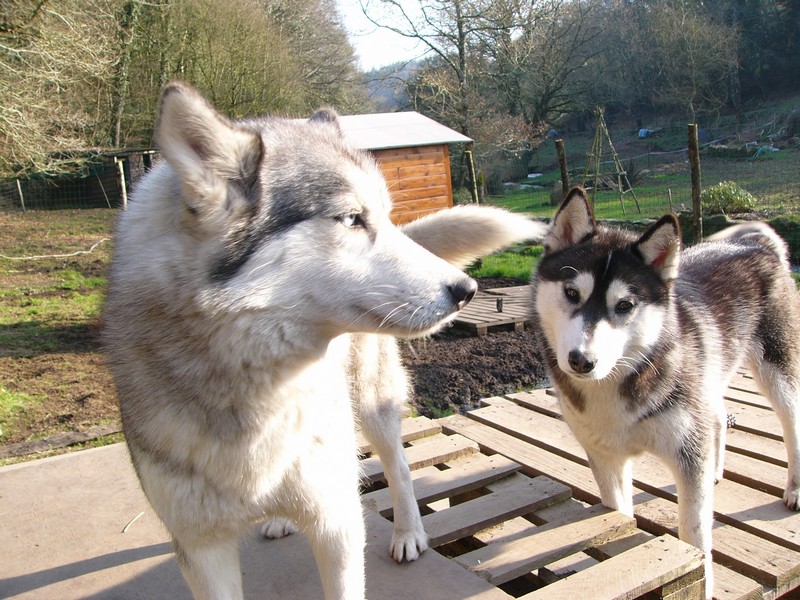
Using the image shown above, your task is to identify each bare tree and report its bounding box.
[0,0,119,177]
[482,0,602,126]
[266,0,368,114]
[644,2,739,122]
[360,0,513,138]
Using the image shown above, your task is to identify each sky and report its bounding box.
[335,0,424,70]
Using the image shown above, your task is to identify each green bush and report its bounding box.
[700,181,756,215]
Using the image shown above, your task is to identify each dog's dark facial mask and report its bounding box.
[533,187,681,383]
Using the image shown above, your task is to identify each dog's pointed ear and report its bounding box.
[156,81,262,220]
[308,107,343,135]
[635,214,681,282]
[544,186,595,254]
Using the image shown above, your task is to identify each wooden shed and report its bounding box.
[338,112,472,225]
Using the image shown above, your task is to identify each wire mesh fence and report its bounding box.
[0,150,157,211]
[487,147,799,219]
[480,117,800,260]
[1,120,798,258]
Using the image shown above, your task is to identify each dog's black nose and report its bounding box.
[449,278,478,310]
[568,350,595,374]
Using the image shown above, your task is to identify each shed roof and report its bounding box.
[337,111,472,151]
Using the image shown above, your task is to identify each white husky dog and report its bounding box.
[104,81,544,600]
[531,187,800,599]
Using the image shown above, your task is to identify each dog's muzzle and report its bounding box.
[568,349,596,375]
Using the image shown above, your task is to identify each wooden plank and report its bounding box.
[356,415,441,455]
[725,399,785,441]
[712,566,764,600]
[593,524,762,600]
[472,515,538,546]
[377,152,446,170]
[0,423,122,459]
[725,427,788,467]
[422,475,571,547]
[396,175,448,191]
[518,536,704,600]
[635,495,800,593]
[714,524,800,596]
[457,303,529,318]
[712,479,800,552]
[537,554,600,585]
[454,503,636,585]
[469,397,588,464]
[397,163,447,179]
[389,186,450,203]
[375,145,445,162]
[440,414,603,504]
[730,373,762,395]
[725,386,772,410]
[723,451,787,497]
[391,206,449,225]
[506,388,563,418]
[453,293,531,335]
[484,286,530,298]
[361,452,520,515]
[360,432,477,483]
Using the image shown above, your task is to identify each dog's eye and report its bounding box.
[340,213,366,229]
[563,286,580,304]
[615,299,634,314]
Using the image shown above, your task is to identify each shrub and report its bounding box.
[700,181,756,215]
[452,187,474,205]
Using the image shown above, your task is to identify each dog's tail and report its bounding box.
[401,205,546,269]
[706,222,790,271]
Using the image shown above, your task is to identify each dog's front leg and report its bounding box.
[294,422,366,600]
[673,450,715,600]
[301,486,366,600]
[360,401,429,562]
[352,335,429,562]
[173,535,243,600]
[587,452,633,516]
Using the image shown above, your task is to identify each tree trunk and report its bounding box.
[110,0,143,148]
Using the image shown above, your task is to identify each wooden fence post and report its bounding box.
[465,145,479,205]
[16,179,25,212]
[115,156,128,210]
[555,139,569,195]
[688,124,702,242]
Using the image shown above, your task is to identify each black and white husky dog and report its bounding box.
[531,186,800,598]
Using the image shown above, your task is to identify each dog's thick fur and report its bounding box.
[531,187,800,598]
[104,81,545,600]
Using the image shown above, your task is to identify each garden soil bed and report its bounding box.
[399,277,548,417]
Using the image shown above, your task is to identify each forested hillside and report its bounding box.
[2,0,798,180]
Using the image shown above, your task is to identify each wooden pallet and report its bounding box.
[361,414,706,598]
[454,286,531,335]
[435,372,800,599]
[6,371,792,599]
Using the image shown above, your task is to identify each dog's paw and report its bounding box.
[390,528,429,562]
[260,517,299,539]
[784,486,800,511]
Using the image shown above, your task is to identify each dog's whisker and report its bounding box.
[408,305,424,328]
[379,303,410,329]
[354,300,404,323]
